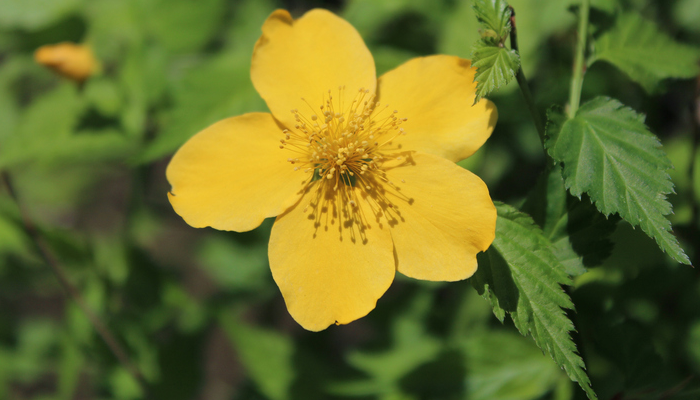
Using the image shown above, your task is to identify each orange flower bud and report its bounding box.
[34,42,97,82]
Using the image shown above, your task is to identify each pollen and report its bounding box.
[278,87,409,227]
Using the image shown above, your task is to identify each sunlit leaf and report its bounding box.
[109,367,143,400]
[0,84,133,168]
[343,0,448,41]
[473,0,512,43]
[0,0,82,30]
[135,49,265,163]
[0,130,135,169]
[472,203,596,399]
[545,97,690,265]
[590,13,700,92]
[471,41,520,103]
[84,78,122,117]
[0,200,29,256]
[141,0,226,53]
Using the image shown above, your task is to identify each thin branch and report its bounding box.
[509,6,546,145]
[1,171,149,394]
[568,0,590,117]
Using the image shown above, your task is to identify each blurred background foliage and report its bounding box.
[0,0,699,399]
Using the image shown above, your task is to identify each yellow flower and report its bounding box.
[167,9,498,331]
[34,42,97,82]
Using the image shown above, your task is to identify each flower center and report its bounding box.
[279,87,410,238]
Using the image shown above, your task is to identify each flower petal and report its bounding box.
[251,9,376,130]
[167,113,306,232]
[382,152,496,281]
[268,184,395,331]
[376,55,497,162]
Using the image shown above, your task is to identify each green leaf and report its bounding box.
[461,331,564,400]
[220,314,295,400]
[471,41,520,103]
[522,167,619,276]
[473,0,512,43]
[0,0,82,30]
[0,84,133,168]
[545,97,690,265]
[0,200,29,256]
[84,78,123,117]
[57,337,84,400]
[330,290,441,397]
[343,0,448,42]
[590,13,700,92]
[134,49,266,163]
[0,129,136,169]
[141,0,226,54]
[197,235,270,292]
[472,203,596,399]
[109,367,143,400]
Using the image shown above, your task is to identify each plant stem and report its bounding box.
[0,171,149,394]
[689,76,700,228]
[509,6,546,145]
[568,0,590,117]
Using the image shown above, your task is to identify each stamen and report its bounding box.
[278,87,409,229]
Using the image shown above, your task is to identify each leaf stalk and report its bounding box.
[508,6,546,145]
[568,0,590,117]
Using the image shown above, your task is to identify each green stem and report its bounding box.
[568,0,590,117]
[0,171,149,395]
[508,7,545,145]
[516,68,545,145]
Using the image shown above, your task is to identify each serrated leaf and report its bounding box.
[545,97,690,265]
[471,41,520,103]
[472,203,596,399]
[523,167,619,276]
[591,13,700,92]
[473,0,512,43]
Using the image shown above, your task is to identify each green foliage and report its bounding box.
[136,49,266,164]
[461,331,565,400]
[1,0,699,399]
[470,0,520,102]
[473,203,595,399]
[473,0,512,43]
[220,314,295,400]
[471,43,521,104]
[0,0,82,30]
[590,13,700,92]
[335,291,441,396]
[545,97,690,264]
[197,235,270,292]
[523,167,619,276]
[142,0,227,54]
